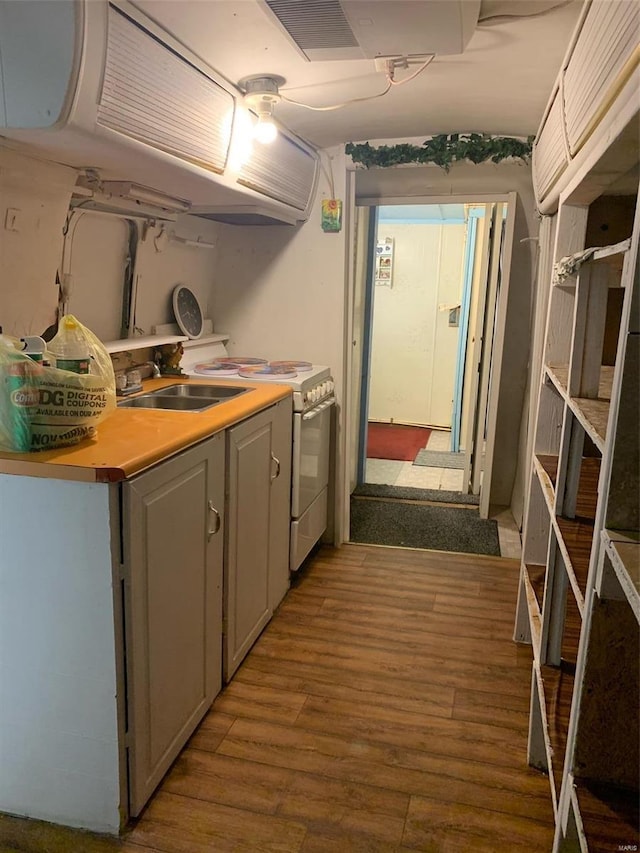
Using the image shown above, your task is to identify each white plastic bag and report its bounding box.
[0,315,116,453]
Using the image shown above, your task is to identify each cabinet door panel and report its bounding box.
[124,435,224,816]
[225,410,273,679]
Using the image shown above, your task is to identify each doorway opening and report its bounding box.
[348,197,517,556]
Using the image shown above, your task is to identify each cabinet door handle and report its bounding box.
[270,452,281,481]
[207,500,221,539]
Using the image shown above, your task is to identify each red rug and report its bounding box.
[366,422,431,462]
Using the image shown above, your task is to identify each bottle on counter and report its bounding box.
[47,316,90,374]
[5,359,38,452]
[0,330,38,452]
[19,336,46,362]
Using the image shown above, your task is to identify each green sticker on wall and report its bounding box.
[321,199,342,233]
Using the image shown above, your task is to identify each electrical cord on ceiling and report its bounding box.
[280,54,434,111]
[281,80,391,111]
[388,55,435,86]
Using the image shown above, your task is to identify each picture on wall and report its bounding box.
[375,238,394,286]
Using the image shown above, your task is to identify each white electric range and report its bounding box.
[180,335,335,571]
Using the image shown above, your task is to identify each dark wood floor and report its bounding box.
[0,544,554,852]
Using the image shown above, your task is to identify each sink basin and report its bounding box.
[158,384,250,400]
[118,395,218,411]
[117,384,252,412]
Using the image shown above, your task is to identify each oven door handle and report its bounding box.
[302,396,335,421]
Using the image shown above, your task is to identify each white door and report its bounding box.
[368,219,467,428]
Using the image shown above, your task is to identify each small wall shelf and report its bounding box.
[104,329,230,356]
[182,333,229,349]
[103,334,188,354]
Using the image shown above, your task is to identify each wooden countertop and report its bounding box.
[0,377,292,483]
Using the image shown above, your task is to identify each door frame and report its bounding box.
[479,192,517,518]
[452,206,483,452]
[345,192,516,532]
[356,207,379,485]
[462,203,498,494]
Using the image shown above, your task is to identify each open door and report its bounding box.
[462,195,517,516]
[479,193,516,518]
[348,193,518,530]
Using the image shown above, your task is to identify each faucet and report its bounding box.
[116,360,161,396]
[142,360,161,378]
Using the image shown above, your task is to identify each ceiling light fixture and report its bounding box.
[240,75,285,145]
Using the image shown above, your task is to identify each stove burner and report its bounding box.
[239,364,298,379]
[194,362,241,375]
[270,360,313,372]
[215,356,267,367]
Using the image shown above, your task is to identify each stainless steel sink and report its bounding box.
[117,384,252,411]
[158,384,249,399]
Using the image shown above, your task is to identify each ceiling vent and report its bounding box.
[262,0,481,60]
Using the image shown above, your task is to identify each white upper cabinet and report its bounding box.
[532,0,640,213]
[0,0,319,222]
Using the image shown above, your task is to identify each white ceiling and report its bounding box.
[132,0,583,149]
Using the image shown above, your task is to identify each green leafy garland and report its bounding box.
[345,134,534,171]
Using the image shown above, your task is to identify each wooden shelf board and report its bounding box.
[569,785,589,853]
[545,364,568,399]
[526,562,547,614]
[603,529,640,623]
[574,456,601,520]
[523,565,544,658]
[532,663,560,815]
[571,398,609,452]
[552,454,599,611]
[554,516,594,611]
[545,365,613,451]
[539,660,575,805]
[538,454,559,486]
[574,779,640,853]
[534,454,557,512]
[562,589,582,665]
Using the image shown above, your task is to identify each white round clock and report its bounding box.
[172,284,203,339]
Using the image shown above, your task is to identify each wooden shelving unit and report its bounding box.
[515,133,639,849]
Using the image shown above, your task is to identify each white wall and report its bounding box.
[132,216,221,338]
[0,144,223,345]
[354,156,539,517]
[48,212,221,344]
[368,221,466,427]
[211,147,347,381]
[0,143,76,335]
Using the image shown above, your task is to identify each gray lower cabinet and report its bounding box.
[225,398,292,679]
[122,433,225,816]
[0,400,292,831]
